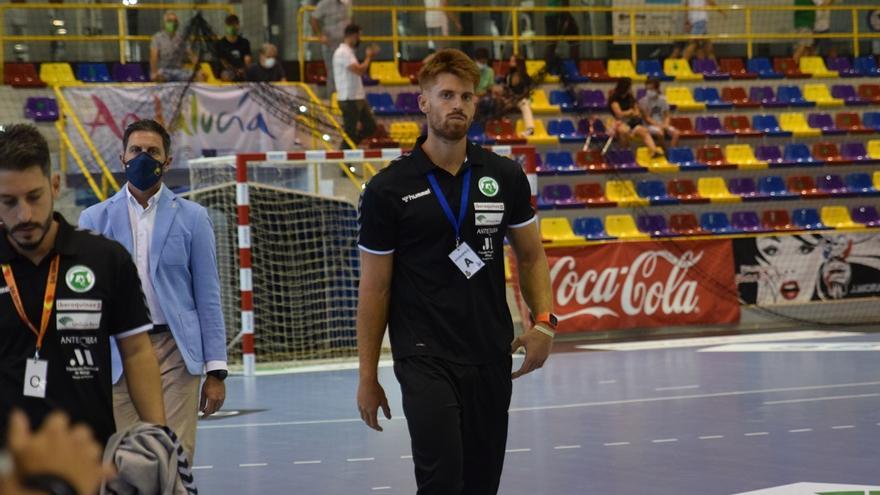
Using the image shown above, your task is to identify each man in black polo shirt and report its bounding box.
[0,124,166,447]
[356,49,556,494]
[214,14,251,82]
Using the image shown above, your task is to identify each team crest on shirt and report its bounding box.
[65,265,95,293]
[478,177,499,197]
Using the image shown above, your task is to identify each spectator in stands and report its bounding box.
[673,0,725,61]
[215,14,252,82]
[333,24,379,148]
[505,55,535,137]
[544,0,580,63]
[638,78,680,153]
[425,0,461,52]
[812,0,835,58]
[311,0,352,96]
[247,43,287,82]
[150,11,200,82]
[608,77,661,157]
[474,47,495,96]
[793,0,816,62]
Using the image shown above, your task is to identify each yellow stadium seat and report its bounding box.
[369,62,411,85]
[799,56,838,78]
[199,63,220,83]
[697,177,740,203]
[530,89,561,115]
[605,214,649,239]
[39,63,78,86]
[605,180,648,207]
[869,140,880,159]
[803,83,844,107]
[607,59,646,81]
[724,144,768,170]
[665,86,706,111]
[874,170,880,191]
[515,119,558,145]
[663,58,702,81]
[540,217,581,243]
[821,206,859,229]
[635,147,677,172]
[389,121,420,147]
[525,60,559,83]
[779,112,821,137]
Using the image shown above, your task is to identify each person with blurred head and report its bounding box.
[247,43,287,82]
[215,14,252,82]
[425,0,462,52]
[608,76,661,157]
[473,47,495,96]
[150,11,196,82]
[638,77,680,153]
[504,55,535,137]
[333,24,379,148]
[310,0,352,95]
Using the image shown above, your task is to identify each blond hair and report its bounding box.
[418,49,480,90]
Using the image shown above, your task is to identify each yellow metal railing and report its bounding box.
[298,4,880,73]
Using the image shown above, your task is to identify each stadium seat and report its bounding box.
[492,60,510,78]
[807,113,845,135]
[858,84,880,103]
[526,59,559,83]
[669,116,704,138]
[777,85,814,107]
[605,180,648,207]
[542,184,585,208]
[663,58,702,81]
[747,57,783,79]
[755,145,786,166]
[853,56,880,77]
[635,147,676,172]
[866,114,880,132]
[576,150,609,172]
[693,87,733,109]
[367,93,401,116]
[605,149,641,171]
[670,213,705,235]
[369,62,411,85]
[812,142,848,164]
[731,211,763,232]
[721,86,760,108]
[758,175,796,199]
[576,89,607,111]
[561,60,589,83]
[875,170,880,191]
[304,61,327,85]
[530,89,561,114]
[389,121,420,147]
[636,59,672,80]
[468,122,494,145]
[749,86,785,107]
[835,112,874,134]
[361,73,380,86]
[668,179,707,203]
[723,115,762,137]
[112,63,147,83]
[866,139,880,159]
[608,59,645,81]
[826,57,861,78]
[544,151,581,175]
[696,116,734,137]
[821,206,858,228]
[541,217,581,242]
[515,119,557,145]
[840,142,878,163]
[574,182,615,206]
[667,147,706,170]
[606,214,649,239]
[726,144,767,169]
[787,175,827,198]
[399,61,423,84]
[23,97,59,122]
[395,93,420,114]
[753,115,792,137]
[572,217,613,240]
[701,212,736,234]
[39,63,78,86]
[547,119,585,142]
[803,84,844,107]
[761,210,795,231]
[780,113,821,137]
[720,58,757,79]
[816,174,851,196]
[550,90,577,112]
[692,59,729,80]
[728,177,761,200]
[799,56,838,78]
[793,208,826,230]
[665,86,705,111]
[579,60,614,81]
[783,143,821,166]
[199,63,219,83]
[845,173,878,195]
[636,180,676,205]
[4,63,45,87]
[774,57,810,78]
[830,85,866,105]
[698,177,740,203]
[696,145,733,169]
[366,124,398,148]
[851,206,880,227]
[485,119,525,144]
[637,214,674,237]
[75,63,111,83]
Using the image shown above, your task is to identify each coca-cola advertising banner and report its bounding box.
[540,240,740,332]
[734,232,880,305]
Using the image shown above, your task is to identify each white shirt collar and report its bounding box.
[125,183,165,211]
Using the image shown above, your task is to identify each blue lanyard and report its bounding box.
[426,167,471,246]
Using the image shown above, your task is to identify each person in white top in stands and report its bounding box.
[424,0,461,52]
[675,0,726,61]
[333,24,379,149]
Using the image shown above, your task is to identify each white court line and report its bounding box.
[554,445,581,450]
[744,432,769,436]
[599,380,617,384]
[347,457,375,462]
[505,448,531,453]
[832,425,856,429]
[699,435,724,440]
[655,385,700,392]
[652,438,678,443]
[371,487,391,491]
[400,455,413,459]
[575,331,861,351]
[293,460,322,465]
[789,428,813,433]
[763,393,880,405]
[603,442,630,446]
[192,465,213,470]
[239,463,267,468]
[197,381,880,430]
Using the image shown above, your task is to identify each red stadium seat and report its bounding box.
[761,210,795,231]
[787,175,828,198]
[774,57,810,78]
[4,63,45,87]
[723,115,762,137]
[576,149,609,172]
[667,179,708,203]
[858,83,880,104]
[835,112,874,134]
[574,183,615,206]
[365,124,398,148]
[812,142,848,164]
[721,86,760,108]
[669,213,705,234]
[304,61,327,85]
[719,58,757,79]
[485,119,525,144]
[400,61,424,84]
[697,145,734,169]
[669,116,705,139]
[579,60,614,81]
[492,60,510,78]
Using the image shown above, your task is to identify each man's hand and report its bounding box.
[510,326,554,379]
[357,378,391,431]
[7,410,113,495]
[200,375,226,417]
[320,33,329,45]
[366,44,381,58]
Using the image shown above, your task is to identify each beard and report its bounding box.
[428,111,471,141]
[7,212,53,252]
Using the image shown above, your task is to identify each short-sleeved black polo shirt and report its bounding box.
[0,213,151,445]
[358,136,535,365]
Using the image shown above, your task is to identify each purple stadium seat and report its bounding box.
[816,174,852,196]
[731,211,763,232]
[542,184,586,208]
[840,142,878,163]
[692,59,729,80]
[605,149,641,171]
[695,116,734,137]
[637,214,673,237]
[395,92,420,114]
[749,86,785,107]
[728,177,761,200]
[112,63,147,82]
[577,90,607,110]
[755,145,786,166]
[24,97,59,122]
[852,206,880,226]
[830,84,866,105]
[807,113,845,135]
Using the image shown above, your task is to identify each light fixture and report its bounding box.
[322,134,330,141]
[57,28,68,34]
[51,19,65,27]
[299,105,307,113]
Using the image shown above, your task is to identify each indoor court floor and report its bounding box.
[192,329,880,494]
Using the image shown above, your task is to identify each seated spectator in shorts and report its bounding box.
[608,77,661,156]
[474,48,495,96]
[247,43,287,82]
[505,55,535,137]
[638,78,680,152]
[671,0,725,61]
[215,14,252,82]
[150,11,199,82]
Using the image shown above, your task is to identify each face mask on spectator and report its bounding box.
[263,57,276,69]
[165,21,177,33]
[646,89,658,99]
[226,26,239,36]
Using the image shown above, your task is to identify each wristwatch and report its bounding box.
[532,312,558,337]
[207,369,228,381]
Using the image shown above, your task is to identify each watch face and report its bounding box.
[549,313,559,327]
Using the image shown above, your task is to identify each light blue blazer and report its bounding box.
[79,186,227,383]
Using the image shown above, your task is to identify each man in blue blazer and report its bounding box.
[79,119,227,463]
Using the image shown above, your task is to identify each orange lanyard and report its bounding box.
[1,255,60,358]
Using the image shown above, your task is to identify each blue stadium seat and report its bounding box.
[573,217,613,240]
[76,63,111,83]
[561,60,589,83]
[636,180,677,205]
[776,86,814,107]
[783,143,821,166]
[752,115,792,137]
[366,93,401,116]
[545,151,580,175]
[864,112,880,131]
[758,176,796,199]
[845,173,878,195]
[700,212,737,234]
[547,119,585,142]
[747,58,784,79]
[693,87,733,109]
[468,122,494,145]
[792,208,826,230]
[667,147,706,170]
[854,56,880,77]
[549,90,578,112]
[636,59,672,81]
